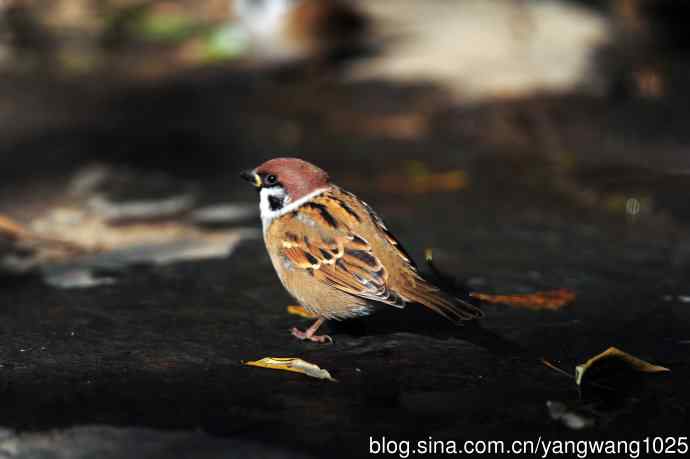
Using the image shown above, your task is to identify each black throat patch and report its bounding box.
[268,195,284,211]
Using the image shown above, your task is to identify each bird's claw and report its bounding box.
[290,327,334,344]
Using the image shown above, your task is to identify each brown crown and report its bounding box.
[255,158,330,201]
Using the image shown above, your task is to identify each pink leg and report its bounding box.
[290,317,333,344]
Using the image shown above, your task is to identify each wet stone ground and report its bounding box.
[0,67,690,458]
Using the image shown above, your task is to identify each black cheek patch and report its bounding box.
[268,195,284,211]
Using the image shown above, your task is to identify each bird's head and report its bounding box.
[241,157,330,218]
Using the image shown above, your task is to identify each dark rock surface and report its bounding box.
[0,426,312,459]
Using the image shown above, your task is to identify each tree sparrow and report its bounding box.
[241,158,482,343]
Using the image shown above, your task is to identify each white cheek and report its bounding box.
[258,186,330,233]
[259,187,286,214]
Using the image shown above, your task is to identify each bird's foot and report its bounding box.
[290,317,332,344]
[290,327,334,344]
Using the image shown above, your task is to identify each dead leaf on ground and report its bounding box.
[379,161,468,194]
[2,207,255,285]
[1,213,89,257]
[0,215,29,240]
[471,289,576,311]
[424,248,573,311]
[28,208,248,259]
[575,347,670,386]
[286,305,318,318]
[541,358,574,380]
[243,357,336,382]
[2,166,259,286]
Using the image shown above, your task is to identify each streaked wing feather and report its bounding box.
[279,193,405,308]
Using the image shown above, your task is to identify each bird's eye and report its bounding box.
[266,175,277,185]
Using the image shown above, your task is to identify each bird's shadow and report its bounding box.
[329,306,528,359]
[332,256,532,359]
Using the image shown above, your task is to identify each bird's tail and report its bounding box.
[401,279,483,324]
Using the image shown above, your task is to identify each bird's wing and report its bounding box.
[276,193,406,308]
[272,187,482,322]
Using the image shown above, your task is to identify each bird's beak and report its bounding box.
[240,170,261,188]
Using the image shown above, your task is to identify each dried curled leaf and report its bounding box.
[541,358,574,380]
[0,215,28,240]
[470,289,575,311]
[424,248,574,312]
[243,357,336,381]
[1,213,88,259]
[575,347,670,386]
[286,305,318,319]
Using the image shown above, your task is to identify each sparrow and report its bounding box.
[230,0,369,64]
[241,158,482,343]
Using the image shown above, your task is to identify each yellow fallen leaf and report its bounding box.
[470,289,576,311]
[243,357,336,381]
[575,347,670,386]
[0,215,29,240]
[286,305,318,319]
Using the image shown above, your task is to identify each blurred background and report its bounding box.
[1,0,690,455]
[2,0,690,283]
